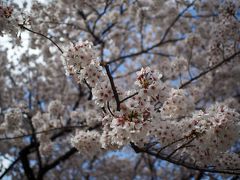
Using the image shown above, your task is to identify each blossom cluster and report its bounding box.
[176,104,240,166]
[70,107,101,128]
[0,5,13,18]
[31,100,66,155]
[63,41,113,106]
[71,130,102,157]
[157,56,189,79]
[64,41,240,169]
[1,0,240,178]
[0,5,18,37]
[32,100,65,130]
[1,108,23,132]
[160,89,194,119]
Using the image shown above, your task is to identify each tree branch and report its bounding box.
[37,148,78,180]
[180,50,240,89]
[0,125,85,141]
[18,24,64,54]
[104,64,121,111]
[106,0,195,65]
[130,143,240,175]
[19,143,38,180]
[0,156,21,179]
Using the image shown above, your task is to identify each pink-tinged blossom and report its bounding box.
[92,81,113,107]
[161,89,194,119]
[80,62,105,87]
[2,108,23,131]
[48,100,64,117]
[63,41,97,77]
[2,0,240,177]
[71,130,102,157]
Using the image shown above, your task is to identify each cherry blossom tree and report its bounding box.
[1,0,240,179]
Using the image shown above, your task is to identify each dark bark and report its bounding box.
[37,148,77,180]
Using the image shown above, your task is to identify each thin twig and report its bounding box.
[157,137,187,154]
[18,24,64,54]
[166,137,196,159]
[120,92,138,104]
[130,143,240,175]
[0,125,85,141]
[107,101,115,117]
[180,50,240,88]
[106,1,195,65]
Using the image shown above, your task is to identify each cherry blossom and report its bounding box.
[1,0,240,179]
